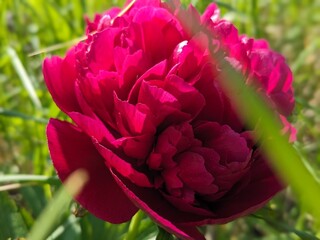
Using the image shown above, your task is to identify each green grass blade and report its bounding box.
[27,169,88,240]
[252,209,319,240]
[124,210,145,240]
[0,108,48,124]
[6,47,42,109]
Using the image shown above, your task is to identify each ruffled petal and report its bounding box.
[181,157,282,226]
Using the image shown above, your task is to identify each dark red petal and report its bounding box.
[182,158,282,226]
[208,158,282,223]
[194,63,225,123]
[43,47,80,113]
[162,191,215,217]
[111,169,206,240]
[47,119,137,223]
[195,122,251,164]
[113,134,154,160]
[164,75,206,119]
[177,152,217,195]
[94,141,153,187]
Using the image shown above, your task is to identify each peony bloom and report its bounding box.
[43,0,295,239]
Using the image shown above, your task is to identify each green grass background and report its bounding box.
[0,0,320,239]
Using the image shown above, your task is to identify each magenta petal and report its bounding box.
[47,119,137,223]
[201,3,220,23]
[128,59,168,102]
[138,81,182,125]
[280,115,297,142]
[43,48,80,113]
[87,28,122,73]
[69,112,116,146]
[111,169,206,240]
[131,6,183,62]
[118,49,150,98]
[164,75,206,119]
[113,94,156,136]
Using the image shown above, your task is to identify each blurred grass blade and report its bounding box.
[27,169,88,240]
[169,1,320,223]
[6,47,42,109]
[28,36,86,57]
[0,174,58,184]
[216,54,320,219]
[124,210,144,240]
[291,39,320,74]
[46,215,79,240]
[0,183,22,191]
[0,107,48,124]
[252,209,319,240]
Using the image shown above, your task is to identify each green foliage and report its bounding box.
[0,192,28,239]
[156,227,175,240]
[1,0,320,239]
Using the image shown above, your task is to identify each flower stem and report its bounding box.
[125,210,144,240]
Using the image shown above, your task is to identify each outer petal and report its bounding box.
[94,141,153,187]
[111,169,205,240]
[47,119,138,223]
[43,47,81,113]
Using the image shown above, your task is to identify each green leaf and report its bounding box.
[136,218,157,240]
[20,186,49,218]
[80,214,129,240]
[156,227,174,240]
[0,192,28,239]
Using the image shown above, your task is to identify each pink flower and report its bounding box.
[43,0,295,239]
